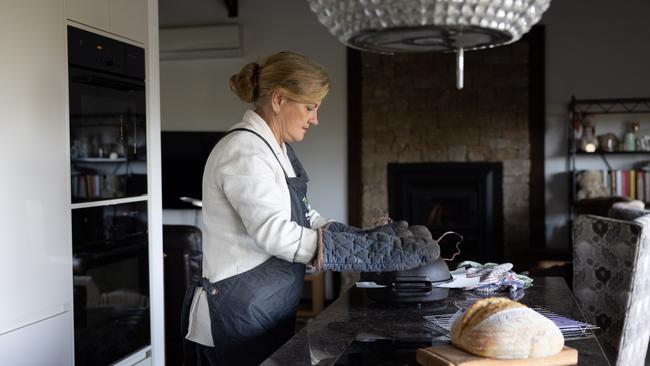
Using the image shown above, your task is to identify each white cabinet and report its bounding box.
[108,0,147,44]
[0,0,164,365]
[65,0,147,43]
[0,313,74,366]
[133,356,152,366]
[1,0,159,364]
[65,0,109,31]
[0,0,73,365]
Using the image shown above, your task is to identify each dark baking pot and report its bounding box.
[360,257,452,303]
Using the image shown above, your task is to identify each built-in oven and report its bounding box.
[71,202,150,365]
[68,25,150,366]
[68,25,147,203]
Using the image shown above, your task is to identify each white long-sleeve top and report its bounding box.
[185,110,329,346]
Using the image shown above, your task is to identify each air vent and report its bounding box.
[159,24,242,60]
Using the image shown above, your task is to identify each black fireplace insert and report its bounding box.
[388,162,503,264]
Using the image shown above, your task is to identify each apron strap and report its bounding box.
[285,144,307,177]
[198,277,219,295]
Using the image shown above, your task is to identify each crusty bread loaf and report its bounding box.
[450,297,564,359]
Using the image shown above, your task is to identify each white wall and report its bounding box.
[160,0,348,224]
[541,0,650,249]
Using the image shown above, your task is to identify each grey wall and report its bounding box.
[541,0,650,249]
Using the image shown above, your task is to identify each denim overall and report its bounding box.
[181,128,311,365]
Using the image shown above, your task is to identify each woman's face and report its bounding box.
[278,98,320,143]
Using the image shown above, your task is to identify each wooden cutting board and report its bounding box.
[416,345,578,366]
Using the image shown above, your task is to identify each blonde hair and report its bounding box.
[229,51,330,105]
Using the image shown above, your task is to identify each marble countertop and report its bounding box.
[261,276,610,366]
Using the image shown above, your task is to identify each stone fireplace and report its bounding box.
[351,38,536,261]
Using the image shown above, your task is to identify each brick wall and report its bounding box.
[359,43,531,258]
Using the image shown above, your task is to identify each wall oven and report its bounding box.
[68,26,147,203]
[68,25,150,366]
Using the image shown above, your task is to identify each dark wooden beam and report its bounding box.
[525,25,546,250]
[334,48,363,300]
[347,48,363,228]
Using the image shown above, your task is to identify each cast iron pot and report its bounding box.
[360,257,452,303]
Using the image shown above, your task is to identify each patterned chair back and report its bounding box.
[572,212,650,366]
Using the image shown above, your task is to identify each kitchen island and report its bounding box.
[261,276,610,366]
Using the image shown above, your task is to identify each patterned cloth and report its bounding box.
[573,213,650,366]
[456,261,533,293]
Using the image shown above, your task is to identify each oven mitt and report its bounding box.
[324,221,398,236]
[313,220,440,272]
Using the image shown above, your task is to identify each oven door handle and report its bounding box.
[71,75,145,91]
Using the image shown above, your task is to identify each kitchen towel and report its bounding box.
[457,261,533,293]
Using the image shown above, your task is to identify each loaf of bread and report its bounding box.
[450,297,564,359]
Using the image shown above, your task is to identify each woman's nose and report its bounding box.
[309,111,319,125]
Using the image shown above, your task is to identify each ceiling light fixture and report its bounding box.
[307,0,551,89]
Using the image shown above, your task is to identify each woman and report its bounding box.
[182,52,438,365]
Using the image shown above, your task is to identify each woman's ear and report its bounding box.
[271,89,284,114]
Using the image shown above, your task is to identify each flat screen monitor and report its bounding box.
[161,131,225,209]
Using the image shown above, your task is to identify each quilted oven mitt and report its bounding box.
[312,220,440,272]
[324,221,398,236]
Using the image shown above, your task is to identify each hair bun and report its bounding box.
[229,62,259,103]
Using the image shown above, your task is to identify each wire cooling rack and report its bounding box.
[424,306,599,341]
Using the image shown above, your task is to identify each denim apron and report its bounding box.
[181,128,311,365]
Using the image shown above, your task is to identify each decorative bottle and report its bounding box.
[623,121,639,152]
[579,115,598,153]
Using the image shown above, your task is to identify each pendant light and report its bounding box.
[307,0,551,89]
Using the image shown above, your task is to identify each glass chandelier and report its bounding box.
[307,0,551,89]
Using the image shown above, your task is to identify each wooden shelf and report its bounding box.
[296,272,324,318]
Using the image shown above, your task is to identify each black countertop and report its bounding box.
[261,277,610,366]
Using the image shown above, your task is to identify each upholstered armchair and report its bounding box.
[572,207,650,365]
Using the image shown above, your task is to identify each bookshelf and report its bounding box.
[569,96,650,218]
